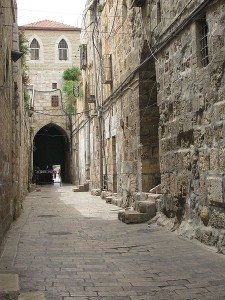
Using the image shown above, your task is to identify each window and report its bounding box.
[52,83,57,89]
[131,0,146,7]
[157,0,161,24]
[103,54,112,84]
[51,96,59,107]
[80,44,87,69]
[30,39,40,60]
[58,39,68,60]
[199,16,209,67]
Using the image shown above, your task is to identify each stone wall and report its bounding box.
[155,0,225,245]
[20,25,81,182]
[82,0,225,249]
[0,0,30,250]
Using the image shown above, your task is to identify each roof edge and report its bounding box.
[19,26,81,32]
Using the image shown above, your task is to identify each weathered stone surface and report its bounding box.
[136,201,157,219]
[200,206,210,226]
[19,291,46,300]
[209,210,225,229]
[207,176,224,204]
[106,196,113,204]
[91,189,101,196]
[111,197,123,207]
[0,1,29,249]
[147,193,162,202]
[118,211,150,224]
[0,274,19,292]
[101,191,113,199]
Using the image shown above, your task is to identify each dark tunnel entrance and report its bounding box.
[33,123,71,183]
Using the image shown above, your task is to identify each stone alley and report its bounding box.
[1,185,225,300]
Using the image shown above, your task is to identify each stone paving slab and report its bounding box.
[1,185,225,300]
[18,291,46,300]
[0,274,19,292]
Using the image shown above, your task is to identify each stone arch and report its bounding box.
[33,123,71,183]
[139,40,160,191]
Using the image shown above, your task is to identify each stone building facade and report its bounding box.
[0,0,30,249]
[80,0,225,249]
[19,21,81,182]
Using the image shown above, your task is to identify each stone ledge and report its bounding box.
[91,189,101,196]
[136,201,157,219]
[118,211,150,224]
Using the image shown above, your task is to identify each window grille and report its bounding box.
[52,83,57,89]
[199,17,209,67]
[80,44,87,70]
[58,39,68,61]
[51,95,59,107]
[30,39,40,60]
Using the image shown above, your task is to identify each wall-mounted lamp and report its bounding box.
[11,50,23,62]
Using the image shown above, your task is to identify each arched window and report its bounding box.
[30,38,40,60]
[58,39,68,60]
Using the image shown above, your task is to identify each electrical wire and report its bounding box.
[96,0,119,41]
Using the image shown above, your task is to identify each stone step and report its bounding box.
[0,274,46,299]
[72,183,89,192]
[135,201,157,220]
[118,211,150,224]
[91,189,101,196]
[101,191,112,199]
[146,193,162,202]
[111,197,123,207]
[78,185,85,192]
[105,196,113,204]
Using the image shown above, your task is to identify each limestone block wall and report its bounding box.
[21,28,80,136]
[0,0,30,249]
[155,0,225,238]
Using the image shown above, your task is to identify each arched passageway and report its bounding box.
[33,123,71,183]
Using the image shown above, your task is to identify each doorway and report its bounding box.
[33,123,70,183]
[139,41,160,191]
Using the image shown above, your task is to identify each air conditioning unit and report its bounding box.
[131,0,146,7]
[79,44,87,70]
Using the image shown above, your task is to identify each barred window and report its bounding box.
[51,96,59,107]
[58,39,68,61]
[199,16,209,67]
[30,39,40,60]
[52,83,57,89]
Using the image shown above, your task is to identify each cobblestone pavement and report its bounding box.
[1,184,225,300]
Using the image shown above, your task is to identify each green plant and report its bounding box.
[62,67,82,114]
[19,31,30,86]
[63,67,81,81]
[24,89,30,109]
[97,3,105,13]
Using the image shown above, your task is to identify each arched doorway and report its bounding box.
[33,123,70,183]
[139,41,160,191]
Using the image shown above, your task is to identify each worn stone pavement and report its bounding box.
[1,184,225,300]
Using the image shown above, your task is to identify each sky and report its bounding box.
[17,0,88,28]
